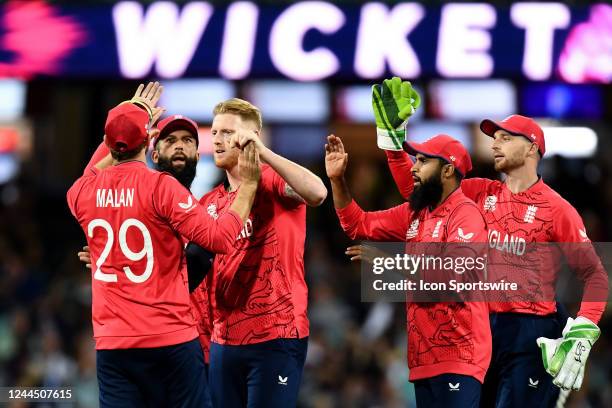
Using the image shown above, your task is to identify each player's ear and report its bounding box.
[527,142,539,158]
[442,162,454,180]
[151,148,159,164]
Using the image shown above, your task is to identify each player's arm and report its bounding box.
[82,142,112,176]
[325,134,408,241]
[83,82,165,175]
[537,204,607,391]
[553,206,608,323]
[155,147,260,254]
[233,130,327,207]
[385,150,415,199]
[155,178,241,254]
[227,143,260,221]
[370,76,419,199]
[383,150,491,203]
[370,77,492,202]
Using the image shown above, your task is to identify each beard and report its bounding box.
[155,154,198,189]
[213,150,239,171]
[408,171,443,212]
[494,154,524,173]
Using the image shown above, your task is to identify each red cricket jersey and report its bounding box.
[385,150,608,323]
[66,161,243,349]
[336,189,492,382]
[191,164,309,346]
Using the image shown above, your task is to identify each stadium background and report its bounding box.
[0,1,610,407]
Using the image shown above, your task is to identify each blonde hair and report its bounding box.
[213,98,262,130]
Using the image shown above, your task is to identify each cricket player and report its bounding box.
[80,84,214,299]
[326,132,491,407]
[373,77,608,407]
[194,98,327,408]
[79,105,216,407]
[67,97,261,407]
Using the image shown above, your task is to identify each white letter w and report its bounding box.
[113,1,213,78]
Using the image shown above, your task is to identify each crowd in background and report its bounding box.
[1,125,612,407]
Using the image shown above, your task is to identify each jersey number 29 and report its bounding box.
[87,218,154,283]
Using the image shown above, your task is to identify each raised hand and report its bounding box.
[372,77,421,150]
[238,142,261,185]
[325,134,348,180]
[131,81,165,124]
[230,128,264,152]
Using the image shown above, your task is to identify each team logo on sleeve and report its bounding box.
[406,219,420,240]
[178,196,197,212]
[457,228,474,242]
[523,205,538,223]
[483,195,497,211]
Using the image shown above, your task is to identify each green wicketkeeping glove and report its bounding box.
[536,316,600,390]
[371,77,421,151]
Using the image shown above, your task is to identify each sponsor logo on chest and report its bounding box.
[483,195,497,211]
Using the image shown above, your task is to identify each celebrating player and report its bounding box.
[326,133,491,408]
[78,86,222,408]
[195,98,327,408]
[67,90,261,407]
[373,77,608,407]
[79,84,215,297]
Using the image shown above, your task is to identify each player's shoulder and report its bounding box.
[463,177,501,190]
[153,169,179,185]
[454,188,482,209]
[448,190,486,222]
[67,172,97,196]
[461,178,503,203]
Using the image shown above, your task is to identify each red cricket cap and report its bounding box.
[403,134,472,176]
[155,115,199,147]
[104,103,150,153]
[480,114,545,156]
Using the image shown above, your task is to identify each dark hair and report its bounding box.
[110,141,147,161]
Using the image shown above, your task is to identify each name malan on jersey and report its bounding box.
[96,188,134,208]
